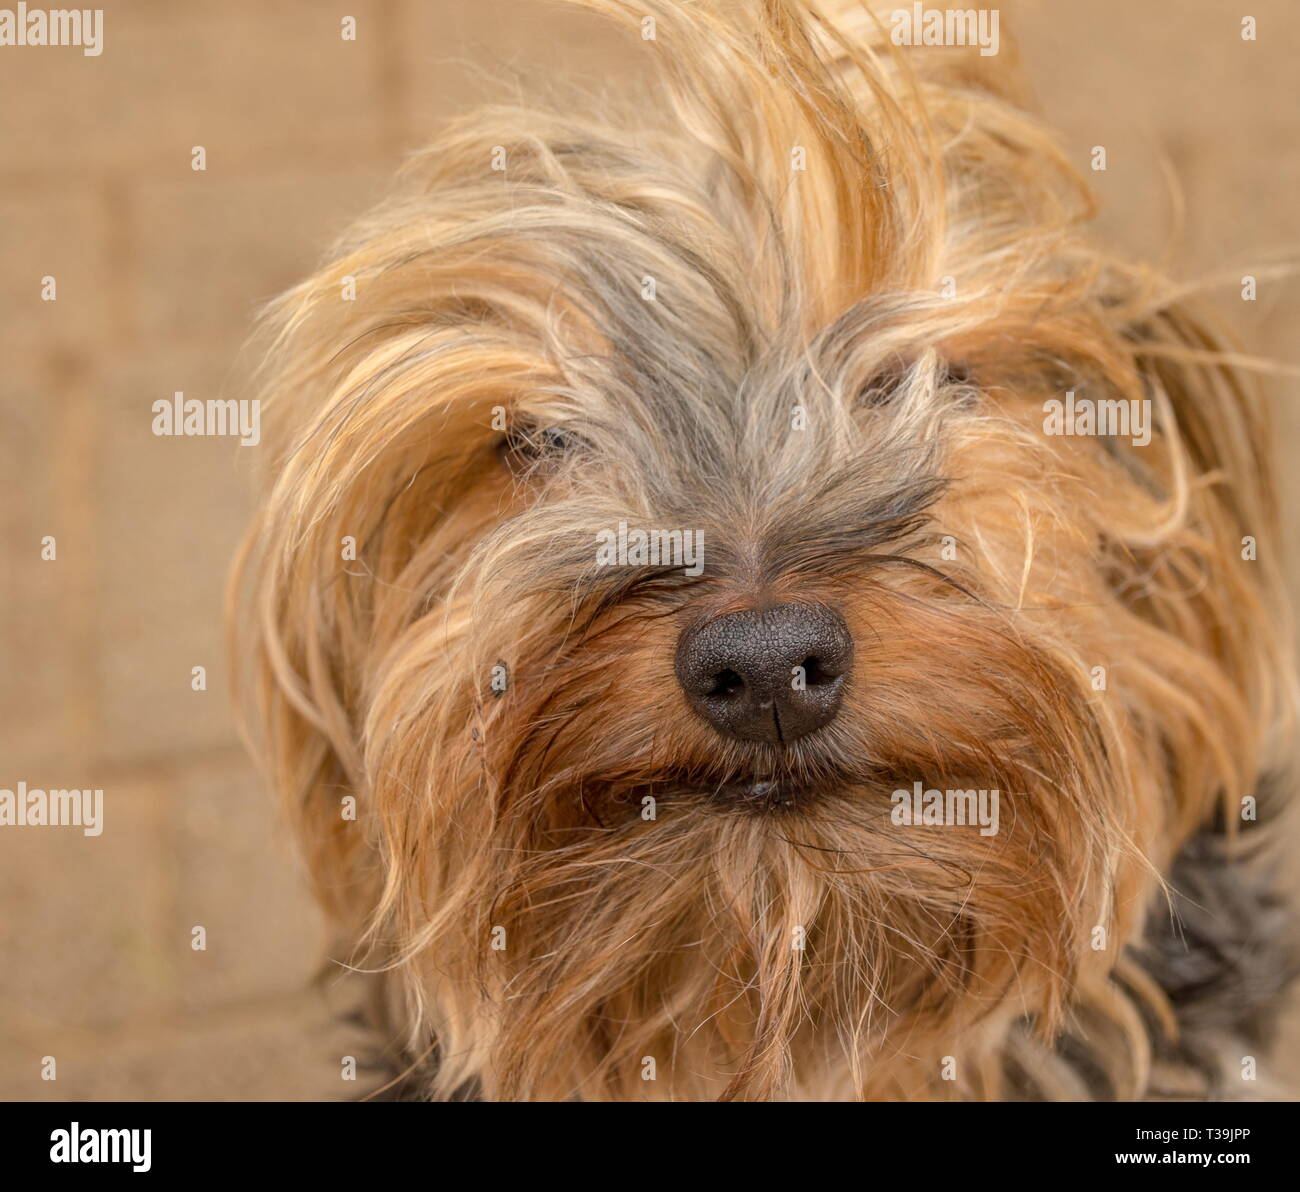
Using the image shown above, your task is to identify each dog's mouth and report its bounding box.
[614,765,869,816]
[707,777,812,811]
[606,759,999,819]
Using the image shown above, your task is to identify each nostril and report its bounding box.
[797,656,844,687]
[708,668,745,698]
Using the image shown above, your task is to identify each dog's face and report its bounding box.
[441,320,1132,1099]
[241,1,1284,1100]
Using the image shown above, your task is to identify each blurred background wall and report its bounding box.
[1,0,1296,1100]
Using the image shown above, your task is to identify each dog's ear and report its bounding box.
[931,275,1291,832]
[228,232,561,932]
[1122,300,1293,761]
[1067,296,1293,839]
[1128,303,1276,540]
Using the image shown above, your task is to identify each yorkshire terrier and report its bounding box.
[234,0,1295,1100]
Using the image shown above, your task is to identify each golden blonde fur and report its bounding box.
[232,1,1293,1100]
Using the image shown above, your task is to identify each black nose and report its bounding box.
[674,603,852,744]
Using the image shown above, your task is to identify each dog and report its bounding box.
[234,0,1296,1100]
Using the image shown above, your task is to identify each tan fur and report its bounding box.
[231,1,1293,1100]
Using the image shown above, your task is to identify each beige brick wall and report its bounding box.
[0,0,1295,1100]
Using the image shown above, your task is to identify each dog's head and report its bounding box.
[237,1,1288,1099]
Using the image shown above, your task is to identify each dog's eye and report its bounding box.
[858,379,898,408]
[498,424,581,474]
[858,362,978,409]
[536,426,576,453]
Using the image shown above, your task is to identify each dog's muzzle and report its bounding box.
[674,602,852,745]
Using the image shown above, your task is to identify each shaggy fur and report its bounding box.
[233,0,1295,1101]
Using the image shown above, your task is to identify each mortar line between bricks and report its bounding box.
[3,987,347,1061]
